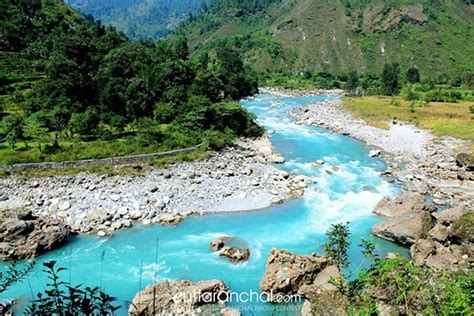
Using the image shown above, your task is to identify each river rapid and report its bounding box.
[1,93,408,314]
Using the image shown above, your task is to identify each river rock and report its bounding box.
[210,236,250,263]
[220,247,250,263]
[372,211,434,246]
[0,209,70,260]
[128,280,231,315]
[373,191,433,217]
[87,210,112,227]
[210,236,230,251]
[259,248,328,302]
[158,214,184,226]
[369,149,381,157]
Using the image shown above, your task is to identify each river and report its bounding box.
[1,93,408,314]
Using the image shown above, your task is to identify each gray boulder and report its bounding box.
[372,211,433,246]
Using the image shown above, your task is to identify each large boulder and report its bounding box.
[372,211,433,246]
[128,280,235,315]
[259,248,328,302]
[0,209,70,260]
[210,236,250,263]
[373,192,434,217]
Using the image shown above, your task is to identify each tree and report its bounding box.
[381,63,401,95]
[407,67,420,84]
[0,114,25,148]
[23,118,50,152]
[323,222,351,269]
[347,70,359,92]
[68,109,100,136]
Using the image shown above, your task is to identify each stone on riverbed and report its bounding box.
[210,236,250,263]
[158,213,185,226]
[369,149,381,157]
[128,280,234,315]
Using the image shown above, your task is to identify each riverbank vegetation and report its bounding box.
[0,1,262,165]
[316,223,473,315]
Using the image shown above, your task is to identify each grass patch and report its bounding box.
[342,96,474,141]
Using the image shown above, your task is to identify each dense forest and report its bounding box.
[0,0,261,164]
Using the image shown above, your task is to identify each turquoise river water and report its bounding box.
[1,93,408,314]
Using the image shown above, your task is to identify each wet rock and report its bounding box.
[260,248,328,302]
[0,209,70,260]
[158,214,184,226]
[210,236,230,252]
[128,280,231,315]
[372,211,433,246]
[220,247,250,263]
[210,236,250,263]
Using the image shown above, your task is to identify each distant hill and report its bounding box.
[178,0,474,78]
[65,0,210,40]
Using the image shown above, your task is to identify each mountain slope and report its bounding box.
[65,0,210,40]
[179,0,474,78]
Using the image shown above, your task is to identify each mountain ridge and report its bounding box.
[179,0,474,78]
[65,0,210,40]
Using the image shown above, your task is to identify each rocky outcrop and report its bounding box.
[259,248,329,302]
[0,209,70,260]
[128,280,236,315]
[373,192,434,217]
[210,236,250,263]
[372,211,434,246]
[410,208,473,271]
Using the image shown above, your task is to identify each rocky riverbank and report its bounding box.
[260,87,343,97]
[288,95,473,211]
[0,137,304,235]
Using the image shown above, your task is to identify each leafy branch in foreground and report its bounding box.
[0,261,34,294]
[323,222,351,269]
[25,261,119,315]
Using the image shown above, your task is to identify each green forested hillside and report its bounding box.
[65,0,210,40]
[0,0,260,164]
[179,0,474,79]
